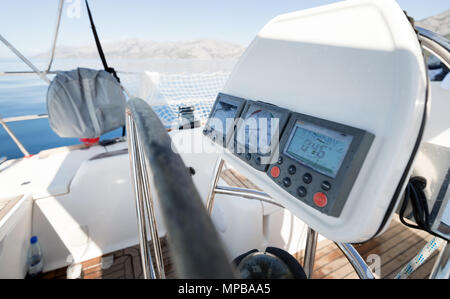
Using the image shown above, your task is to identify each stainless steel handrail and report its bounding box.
[416,26,450,278]
[47,0,64,72]
[2,114,48,123]
[0,114,49,159]
[0,34,51,84]
[205,158,323,278]
[126,98,236,279]
[214,186,284,208]
[417,26,450,70]
[136,133,166,279]
[204,157,378,279]
[303,228,318,279]
[126,114,157,279]
[335,242,375,279]
[206,158,284,213]
[206,158,225,214]
[126,108,171,279]
[0,117,30,157]
[0,7,54,157]
[0,71,56,77]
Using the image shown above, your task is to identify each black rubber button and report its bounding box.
[256,157,261,165]
[245,153,252,161]
[303,173,312,184]
[297,186,307,198]
[321,181,332,191]
[288,165,296,175]
[283,177,291,187]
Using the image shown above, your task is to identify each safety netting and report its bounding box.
[140,72,230,128]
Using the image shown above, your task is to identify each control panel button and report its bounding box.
[313,192,328,208]
[245,153,252,161]
[270,166,281,178]
[297,187,307,198]
[303,173,312,184]
[277,157,283,164]
[283,177,291,187]
[288,165,297,175]
[321,181,332,191]
[256,157,261,165]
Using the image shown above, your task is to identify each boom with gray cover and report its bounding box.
[47,68,126,138]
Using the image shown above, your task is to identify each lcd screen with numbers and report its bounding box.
[284,121,353,178]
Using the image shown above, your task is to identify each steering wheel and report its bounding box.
[126,98,236,279]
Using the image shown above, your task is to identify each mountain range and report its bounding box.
[37,38,245,60]
[416,9,450,38]
[36,8,450,60]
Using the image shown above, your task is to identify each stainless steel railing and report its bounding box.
[0,114,49,158]
[205,157,376,279]
[126,111,163,279]
[417,26,450,70]
[125,98,236,279]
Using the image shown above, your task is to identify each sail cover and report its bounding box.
[47,68,126,138]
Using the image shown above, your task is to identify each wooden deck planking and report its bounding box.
[294,217,441,279]
[43,168,443,279]
[43,220,441,280]
[43,238,176,279]
[407,252,439,279]
[223,168,444,280]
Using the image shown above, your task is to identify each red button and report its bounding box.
[313,192,328,208]
[270,166,281,178]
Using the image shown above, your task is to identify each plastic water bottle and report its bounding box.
[27,236,44,278]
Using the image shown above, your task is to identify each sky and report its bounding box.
[1,0,450,59]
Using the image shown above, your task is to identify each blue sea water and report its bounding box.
[1,53,443,161]
[0,74,124,160]
[0,58,237,160]
[0,60,131,160]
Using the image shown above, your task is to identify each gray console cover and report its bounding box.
[47,68,126,138]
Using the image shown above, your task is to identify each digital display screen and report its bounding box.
[284,121,353,178]
[236,107,279,156]
[209,101,238,134]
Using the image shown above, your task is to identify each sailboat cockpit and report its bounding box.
[0,0,449,280]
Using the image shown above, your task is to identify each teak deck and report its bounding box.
[43,168,441,279]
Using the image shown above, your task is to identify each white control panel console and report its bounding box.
[218,0,428,242]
